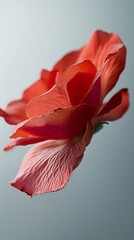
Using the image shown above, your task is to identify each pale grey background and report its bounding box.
[0,0,133,240]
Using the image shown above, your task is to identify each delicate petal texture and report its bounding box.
[10,140,83,196]
[11,104,95,140]
[26,85,70,118]
[92,89,129,125]
[26,60,96,117]
[10,122,93,196]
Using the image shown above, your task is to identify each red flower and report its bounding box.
[1,30,129,197]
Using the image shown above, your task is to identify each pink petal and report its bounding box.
[10,122,93,196]
[26,60,96,118]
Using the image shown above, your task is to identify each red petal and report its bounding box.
[11,104,95,140]
[82,77,101,108]
[78,30,125,68]
[10,123,93,196]
[93,89,129,124]
[101,89,129,121]
[53,49,83,71]
[0,70,56,125]
[53,30,126,100]
[53,30,124,72]
[26,85,70,118]
[4,137,46,151]
[100,45,126,99]
[23,69,56,102]
[77,30,126,99]
[63,61,96,105]
[26,60,96,118]
[0,100,27,124]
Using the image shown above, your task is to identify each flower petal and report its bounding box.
[23,69,56,102]
[0,70,57,125]
[10,140,83,196]
[0,100,27,124]
[26,60,96,118]
[77,30,125,66]
[63,61,96,105]
[53,30,126,100]
[10,122,93,196]
[53,49,83,71]
[77,30,126,99]
[92,89,129,125]
[101,89,129,121]
[4,137,46,151]
[26,85,70,118]
[82,76,101,108]
[53,30,124,71]
[100,45,126,99]
[11,104,95,141]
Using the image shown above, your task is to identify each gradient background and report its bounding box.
[0,1,133,239]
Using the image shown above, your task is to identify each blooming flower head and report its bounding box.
[0,30,129,197]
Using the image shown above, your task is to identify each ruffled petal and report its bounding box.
[78,30,125,67]
[77,30,126,99]
[53,30,125,72]
[92,89,129,125]
[26,60,96,118]
[10,122,93,196]
[53,30,126,100]
[0,100,27,124]
[100,45,126,99]
[53,49,83,71]
[11,104,95,141]
[23,69,56,101]
[0,70,57,125]
[101,89,129,121]
[61,60,96,105]
[26,85,70,118]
